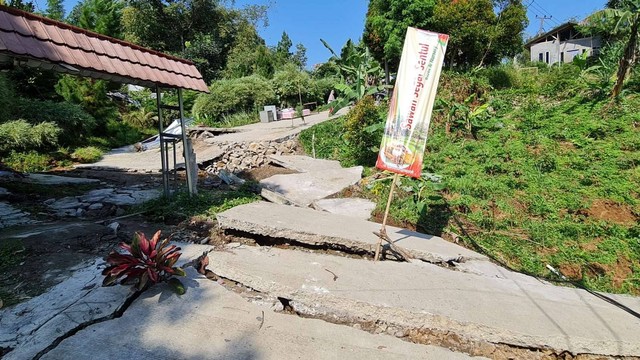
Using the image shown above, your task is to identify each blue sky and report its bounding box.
[56,0,608,68]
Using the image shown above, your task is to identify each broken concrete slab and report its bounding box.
[260,167,363,207]
[1,244,212,360]
[40,263,477,359]
[46,187,161,217]
[313,198,376,220]
[217,201,485,264]
[207,245,640,358]
[268,154,343,173]
[24,173,101,185]
[0,259,131,360]
[0,202,34,228]
[0,187,10,198]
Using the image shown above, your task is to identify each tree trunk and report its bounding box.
[384,58,390,96]
[612,17,639,98]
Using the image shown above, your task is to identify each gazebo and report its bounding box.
[0,4,209,196]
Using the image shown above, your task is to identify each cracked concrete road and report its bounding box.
[206,245,640,358]
[1,244,479,360]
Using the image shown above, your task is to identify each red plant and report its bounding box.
[102,230,186,294]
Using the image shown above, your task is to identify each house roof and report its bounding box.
[525,22,578,48]
[0,5,209,92]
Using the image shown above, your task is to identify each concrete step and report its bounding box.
[207,245,640,358]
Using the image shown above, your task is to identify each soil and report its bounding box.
[579,199,638,225]
[0,167,237,309]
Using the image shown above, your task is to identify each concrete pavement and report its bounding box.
[1,245,479,360]
[76,110,345,172]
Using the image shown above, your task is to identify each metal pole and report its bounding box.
[155,85,169,197]
[178,88,195,196]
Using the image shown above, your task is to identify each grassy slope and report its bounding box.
[300,92,640,294]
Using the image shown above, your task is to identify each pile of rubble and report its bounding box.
[204,139,298,175]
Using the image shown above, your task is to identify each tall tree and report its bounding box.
[430,0,527,68]
[293,43,308,69]
[276,31,293,59]
[68,0,124,38]
[363,0,436,73]
[45,0,64,20]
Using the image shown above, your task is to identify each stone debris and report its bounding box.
[204,139,298,175]
[0,187,10,198]
[47,187,161,218]
[267,154,343,173]
[312,198,376,220]
[0,202,34,229]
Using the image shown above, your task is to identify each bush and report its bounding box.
[2,151,52,173]
[192,75,276,123]
[14,98,97,146]
[71,146,104,163]
[122,109,157,130]
[103,119,147,148]
[343,96,384,166]
[0,74,15,122]
[0,120,60,154]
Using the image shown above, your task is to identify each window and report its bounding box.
[546,52,550,64]
[539,53,543,62]
[560,52,564,63]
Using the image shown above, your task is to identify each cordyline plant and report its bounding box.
[102,231,186,295]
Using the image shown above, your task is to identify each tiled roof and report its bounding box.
[0,5,209,92]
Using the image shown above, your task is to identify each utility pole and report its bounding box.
[536,15,552,34]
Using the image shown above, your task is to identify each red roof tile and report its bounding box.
[0,5,209,92]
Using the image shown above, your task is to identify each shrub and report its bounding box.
[0,119,60,154]
[2,151,52,173]
[344,96,385,166]
[0,74,15,122]
[192,75,276,123]
[103,231,186,294]
[271,63,313,107]
[122,109,157,130]
[14,98,97,146]
[71,146,104,163]
[104,119,147,148]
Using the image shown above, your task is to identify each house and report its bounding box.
[525,22,601,65]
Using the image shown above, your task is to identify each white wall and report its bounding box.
[529,36,601,64]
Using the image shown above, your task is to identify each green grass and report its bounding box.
[134,185,260,223]
[71,146,104,163]
[301,91,640,295]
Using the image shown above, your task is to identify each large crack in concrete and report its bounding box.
[204,266,633,360]
[31,289,143,359]
[224,229,466,269]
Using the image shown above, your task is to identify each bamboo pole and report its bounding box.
[374,173,399,261]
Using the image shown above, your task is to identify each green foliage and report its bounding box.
[299,117,350,163]
[192,75,276,122]
[14,97,97,146]
[271,63,312,107]
[321,39,385,113]
[71,146,104,163]
[101,119,148,148]
[68,0,124,38]
[137,187,260,223]
[2,151,53,173]
[55,76,118,123]
[0,120,60,154]
[343,96,385,166]
[301,67,640,294]
[0,74,15,123]
[122,109,157,130]
[103,231,186,294]
[363,0,528,69]
[44,0,65,20]
[364,0,436,70]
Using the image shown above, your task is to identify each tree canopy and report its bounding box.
[363,0,528,70]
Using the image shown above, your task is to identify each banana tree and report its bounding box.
[589,0,640,98]
[321,39,386,114]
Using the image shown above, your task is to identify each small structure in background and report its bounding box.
[525,22,602,65]
[0,5,209,197]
